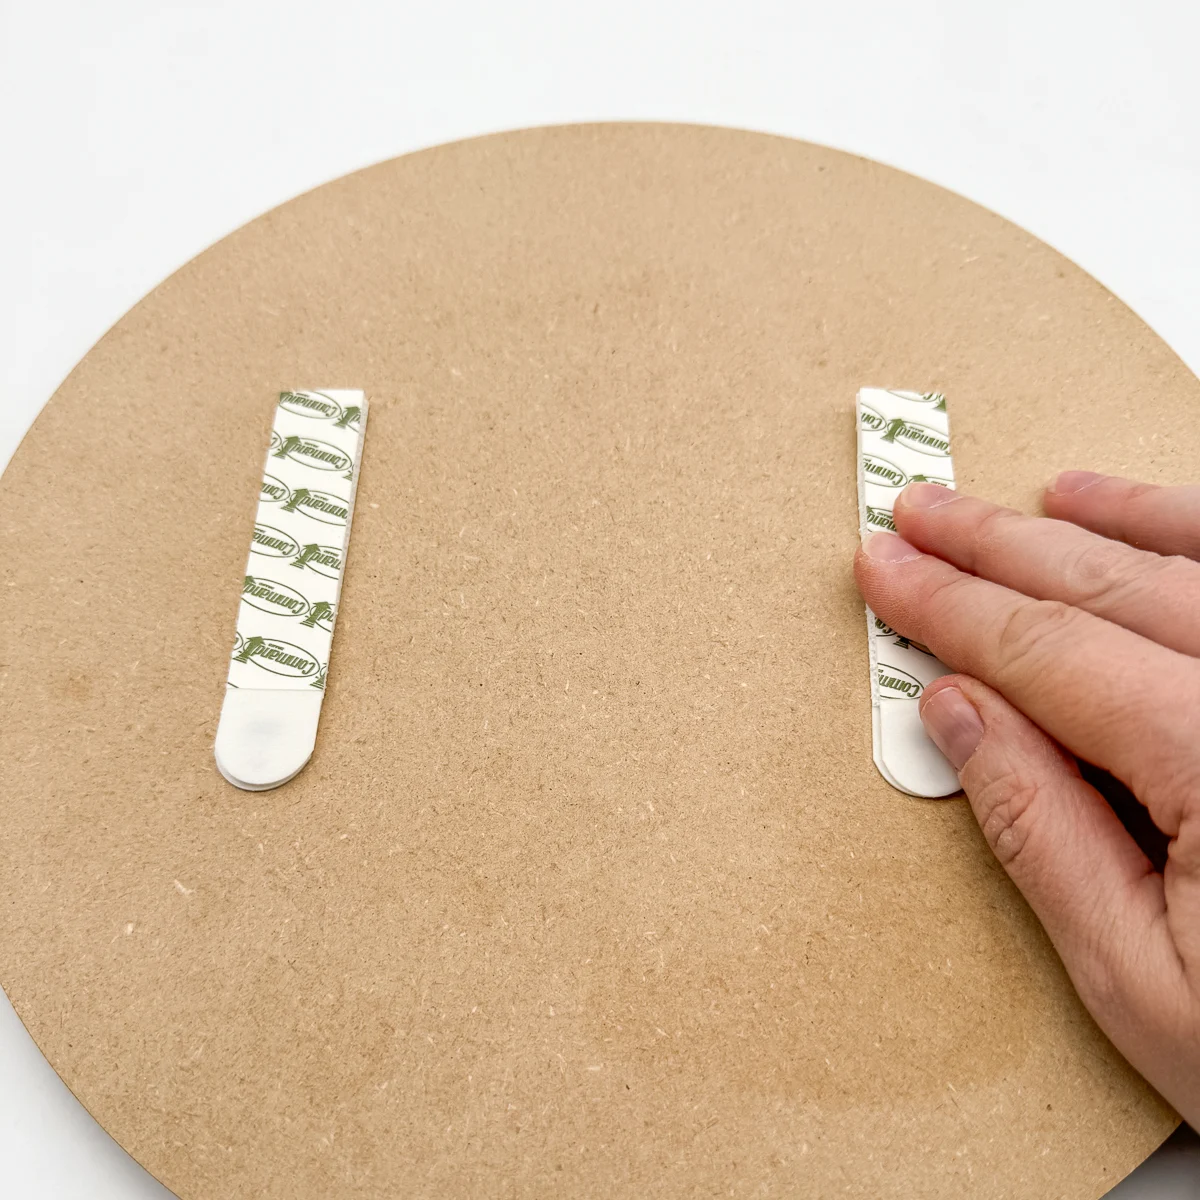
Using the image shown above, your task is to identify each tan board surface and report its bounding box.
[0,124,1192,1199]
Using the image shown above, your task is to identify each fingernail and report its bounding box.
[902,481,957,509]
[861,532,924,563]
[920,686,984,771]
[1051,470,1104,495]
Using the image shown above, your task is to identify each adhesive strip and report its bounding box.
[214,390,367,790]
[856,388,959,797]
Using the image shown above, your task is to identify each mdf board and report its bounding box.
[0,124,1192,1199]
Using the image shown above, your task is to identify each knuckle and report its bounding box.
[994,599,1081,678]
[973,769,1041,870]
[1062,538,1132,600]
[973,504,1022,545]
[920,571,975,621]
[1066,540,1193,609]
[969,505,1024,570]
[1123,481,1161,506]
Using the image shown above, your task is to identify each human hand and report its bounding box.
[854,471,1200,1127]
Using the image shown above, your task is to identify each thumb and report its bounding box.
[918,675,1176,1026]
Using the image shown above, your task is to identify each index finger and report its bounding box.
[854,532,1200,824]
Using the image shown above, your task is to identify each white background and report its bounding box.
[1,2,1198,1196]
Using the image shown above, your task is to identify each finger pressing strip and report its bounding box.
[857,387,960,797]
[214,390,368,790]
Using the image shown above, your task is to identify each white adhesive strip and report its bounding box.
[856,388,959,798]
[214,390,367,790]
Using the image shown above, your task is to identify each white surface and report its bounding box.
[214,688,322,790]
[857,388,961,797]
[216,390,367,790]
[1,1,1198,1196]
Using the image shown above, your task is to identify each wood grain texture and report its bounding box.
[0,124,1192,1199]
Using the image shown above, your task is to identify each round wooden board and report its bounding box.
[1,124,1192,1199]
